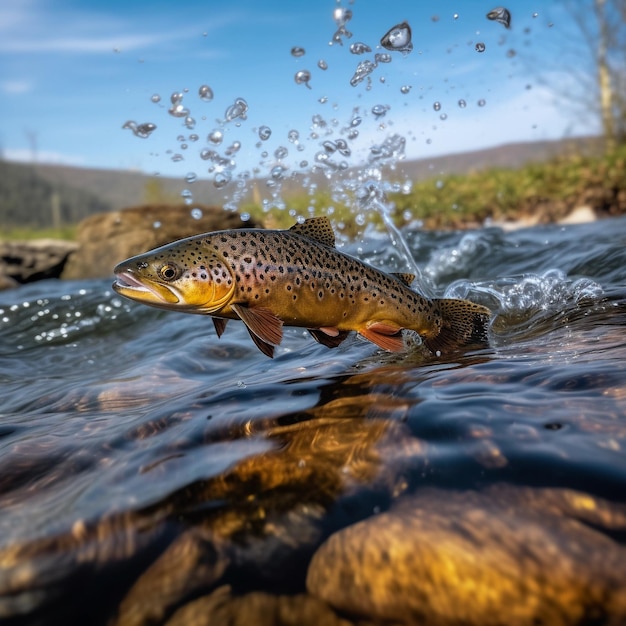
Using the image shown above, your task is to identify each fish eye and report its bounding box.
[158,263,181,281]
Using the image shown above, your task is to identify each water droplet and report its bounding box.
[122,121,157,139]
[274,146,288,159]
[291,46,305,57]
[171,154,184,162]
[190,207,203,220]
[169,104,189,118]
[181,189,193,204]
[318,59,328,70]
[153,221,161,229]
[333,7,352,26]
[225,141,241,156]
[440,113,448,121]
[371,104,389,118]
[295,69,312,88]
[350,59,377,87]
[322,140,336,154]
[335,139,351,157]
[185,172,198,184]
[478,99,486,107]
[433,101,442,111]
[270,165,285,179]
[213,171,231,188]
[258,126,272,141]
[475,42,486,53]
[288,129,300,143]
[453,13,459,20]
[374,52,392,64]
[224,97,248,122]
[350,42,371,55]
[151,94,161,103]
[184,116,196,129]
[486,7,511,29]
[350,116,362,127]
[532,12,538,18]
[199,84,214,102]
[400,85,411,94]
[208,130,223,145]
[458,99,467,108]
[380,21,413,54]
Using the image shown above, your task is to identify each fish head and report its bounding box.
[112,236,235,314]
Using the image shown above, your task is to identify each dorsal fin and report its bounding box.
[289,217,335,248]
[392,273,415,287]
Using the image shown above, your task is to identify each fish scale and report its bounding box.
[113,217,491,358]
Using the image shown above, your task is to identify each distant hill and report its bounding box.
[0,136,602,230]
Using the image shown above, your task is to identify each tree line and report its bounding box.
[0,160,112,231]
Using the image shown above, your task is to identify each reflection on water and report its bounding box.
[1,219,626,624]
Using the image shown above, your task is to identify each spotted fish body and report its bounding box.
[113,217,490,358]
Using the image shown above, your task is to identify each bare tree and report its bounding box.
[576,0,625,146]
[535,0,626,149]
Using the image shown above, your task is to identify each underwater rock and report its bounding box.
[61,204,260,280]
[0,239,79,288]
[165,587,352,626]
[306,485,626,625]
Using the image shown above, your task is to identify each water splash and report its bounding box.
[331,7,353,45]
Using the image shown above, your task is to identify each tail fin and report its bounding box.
[422,299,491,354]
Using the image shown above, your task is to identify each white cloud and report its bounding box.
[3,148,87,167]
[0,0,231,55]
[0,80,33,95]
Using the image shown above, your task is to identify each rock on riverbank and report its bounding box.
[0,205,259,289]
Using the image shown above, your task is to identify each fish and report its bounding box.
[112,217,491,358]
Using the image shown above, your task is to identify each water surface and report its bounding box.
[1,217,625,625]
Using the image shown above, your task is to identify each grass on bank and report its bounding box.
[0,225,78,242]
[3,144,625,240]
[241,143,626,230]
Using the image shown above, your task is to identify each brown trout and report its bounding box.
[112,217,491,358]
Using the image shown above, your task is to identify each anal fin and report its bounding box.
[359,322,405,352]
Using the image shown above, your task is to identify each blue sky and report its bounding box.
[0,0,597,181]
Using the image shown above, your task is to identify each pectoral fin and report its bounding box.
[359,322,405,352]
[308,328,350,348]
[231,303,283,346]
[245,328,276,358]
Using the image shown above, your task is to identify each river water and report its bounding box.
[1,216,626,625]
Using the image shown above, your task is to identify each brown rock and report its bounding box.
[0,239,79,287]
[61,204,260,280]
[165,586,354,626]
[307,486,626,626]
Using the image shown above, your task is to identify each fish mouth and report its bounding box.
[112,271,180,305]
